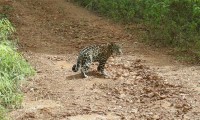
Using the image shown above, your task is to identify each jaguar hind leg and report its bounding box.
[81,58,92,78]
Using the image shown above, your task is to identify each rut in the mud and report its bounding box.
[6,0,200,120]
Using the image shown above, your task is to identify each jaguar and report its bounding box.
[72,42,122,78]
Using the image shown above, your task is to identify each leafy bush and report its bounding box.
[0,105,7,120]
[74,0,200,61]
[0,18,15,41]
[0,42,35,107]
[143,1,200,54]
[74,0,137,22]
[0,18,35,119]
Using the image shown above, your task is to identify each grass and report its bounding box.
[0,18,35,119]
[0,42,35,108]
[0,105,7,120]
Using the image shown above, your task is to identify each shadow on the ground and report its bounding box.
[66,71,105,80]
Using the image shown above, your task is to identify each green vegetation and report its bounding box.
[0,18,35,119]
[0,106,7,120]
[0,4,14,19]
[74,0,200,62]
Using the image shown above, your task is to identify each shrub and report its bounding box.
[74,0,137,22]
[74,0,200,61]
[143,0,200,57]
[0,42,35,108]
[0,18,35,119]
[0,18,15,41]
[0,105,7,120]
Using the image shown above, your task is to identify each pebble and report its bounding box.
[30,88,35,92]
[130,72,136,75]
[109,57,115,62]
[118,76,124,80]
[123,64,129,68]
[37,70,42,73]
[153,114,160,120]
[95,96,100,100]
[148,93,155,98]
[120,93,126,99]
[161,101,171,109]
[122,72,129,77]
[135,76,142,80]
[131,108,138,113]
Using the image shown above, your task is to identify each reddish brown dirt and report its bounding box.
[3,0,200,119]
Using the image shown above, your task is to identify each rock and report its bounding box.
[153,114,160,120]
[69,88,74,91]
[148,93,155,98]
[135,59,141,63]
[160,95,167,99]
[95,96,100,100]
[119,93,126,99]
[198,81,200,84]
[131,108,138,113]
[116,69,123,76]
[57,58,63,61]
[109,57,115,62]
[37,70,42,73]
[30,88,35,92]
[122,72,129,77]
[130,72,136,75]
[124,79,133,85]
[109,62,115,66]
[123,63,130,68]
[130,75,136,80]
[161,101,171,109]
[117,76,124,80]
[135,76,142,80]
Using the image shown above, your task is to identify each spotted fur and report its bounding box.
[72,42,122,78]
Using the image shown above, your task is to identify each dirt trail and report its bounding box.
[5,0,200,119]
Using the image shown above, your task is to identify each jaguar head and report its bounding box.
[109,42,122,55]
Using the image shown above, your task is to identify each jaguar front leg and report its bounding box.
[81,66,89,78]
[97,60,109,77]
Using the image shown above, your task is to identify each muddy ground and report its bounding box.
[1,0,200,119]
